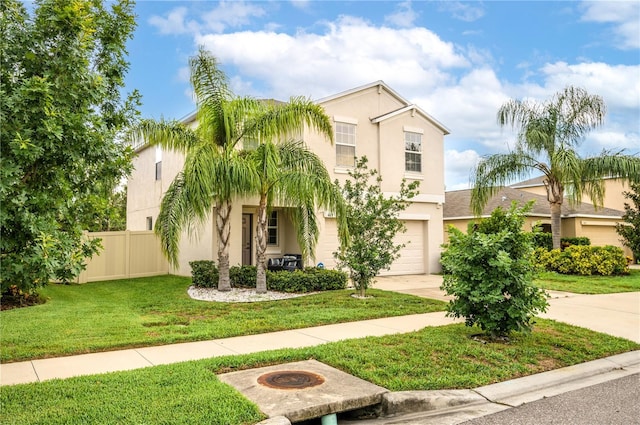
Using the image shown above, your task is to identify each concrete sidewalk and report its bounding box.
[0,311,461,386]
[375,274,640,343]
[2,274,639,388]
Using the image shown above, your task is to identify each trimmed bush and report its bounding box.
[189,262,347,292]
[189,261,218,288]
[267,268,347,293]
[533,232,553,250]
[533,234,591,251]
[534,245,628,276]
[230,266,257,288]
[561,237,590,248]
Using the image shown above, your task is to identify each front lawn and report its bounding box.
[0,275,445,363]
[534,269,640,294]
[2,320,638,425]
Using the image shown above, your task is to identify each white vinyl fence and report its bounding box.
[77,231,168,283]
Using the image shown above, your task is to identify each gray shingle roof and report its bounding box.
[444,187,624,219]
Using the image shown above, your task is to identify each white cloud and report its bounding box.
[201,1,266,33]
[585,131,640,152]
[439,1,485,22]
[581,1,640,49]
[149,2,266,36]
[444,149,480,191]
[196,15,469,99]
[148,7,199,35]
[539,62,640,110]
[384,1,418,28]
[290,0,310,10]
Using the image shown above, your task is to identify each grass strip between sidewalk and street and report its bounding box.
[534,269,640,294]
[0,275,446,363]
[2,319,638,425]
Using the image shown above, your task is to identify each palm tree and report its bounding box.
[133,48,261,290]
[248,137,348,293]
[471,86,640,249]
[134,48,346,292]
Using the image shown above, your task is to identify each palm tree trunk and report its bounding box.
[546,179,564,250]
[216,200,232,291]
[550,201,562,250]
[255,195,268,294]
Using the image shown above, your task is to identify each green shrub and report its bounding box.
[189,261,219,288]
[267,268,347,293]
[303,267,348,291]
[440,202,548,338]
[534,245,629,276]
[533,232,553,250]
[561,237,591,248]
[230,266,257,288]
[189,263,347,292]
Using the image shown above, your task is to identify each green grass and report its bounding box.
[535,269,640,294]
[2,320,638,425]
[0,275,445,363]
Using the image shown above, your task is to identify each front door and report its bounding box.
[242,214,252,265]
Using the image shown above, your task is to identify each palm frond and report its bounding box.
[249,97,334,145]
[190,46,230,111]
[130,119,200,153]
[580,151,640,208]
[470,153,541,216]
[155,172,195,266]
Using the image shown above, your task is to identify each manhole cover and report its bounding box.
[257,370,325,389]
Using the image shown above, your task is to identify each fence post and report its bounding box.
[125,230,131,279]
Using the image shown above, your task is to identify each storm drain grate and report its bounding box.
[257,370,325,390]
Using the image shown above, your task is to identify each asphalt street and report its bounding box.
[462,373,640,425]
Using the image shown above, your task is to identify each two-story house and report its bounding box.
[127,81,449,276]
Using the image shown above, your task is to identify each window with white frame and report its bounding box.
[335,122,356,167]
[267,211,278,245]
[404,131,422,173]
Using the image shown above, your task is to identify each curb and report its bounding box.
[336,351,639,424]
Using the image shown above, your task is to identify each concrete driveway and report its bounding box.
[373,274,640,343]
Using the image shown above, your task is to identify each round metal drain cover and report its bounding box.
[257,370,325,389]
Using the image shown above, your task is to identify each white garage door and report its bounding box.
[379,220,425,275]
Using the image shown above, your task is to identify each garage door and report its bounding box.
[379,220,425,275]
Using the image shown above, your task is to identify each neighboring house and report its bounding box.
[127,81,449,276]
[510,176,634,212]
[443,185,631,257]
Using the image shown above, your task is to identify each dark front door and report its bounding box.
[242,214,252,265]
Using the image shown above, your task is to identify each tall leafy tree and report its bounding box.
[1,0,138,295]
[616,183,640,262]
[249,137,347,294]
[471,86,640,249]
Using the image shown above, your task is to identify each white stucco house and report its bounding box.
[126,81,449,276]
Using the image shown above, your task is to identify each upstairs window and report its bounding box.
[155,146,162,181]
[155,161,162,180]
[404,131,422,173]
[267,211,278,245]
[243,135,259,150]
[335,122,356,167]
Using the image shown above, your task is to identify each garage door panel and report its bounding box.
[380,221,425,275]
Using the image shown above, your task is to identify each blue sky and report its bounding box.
[124,1,640,190]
